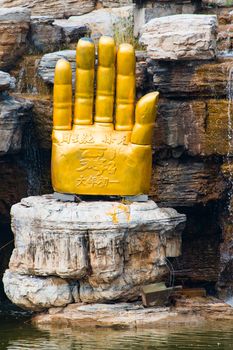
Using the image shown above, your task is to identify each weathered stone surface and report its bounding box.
[52,20,90,46]
[148,58,233,98]
[0,0,95,18]
[135,50,148,94]
[214,9,233,52]
[54,6,134,42]
[0,7,30,69]
[134,1,199,36]
[0,6,30,20]
[20,94,53,149]
[203,0,233,6]
[150,159,226,207]
[37,50,76,85]
[29,16,89,53]
[140,14,217,60]
[7,195,185,305]
[100,0,132,7]
[3,270,73,311]
[30,17,63,53]
[154,98,233,156]
[0,71,15,91]
[33,297,233,328]
[0,95,33,155]
[10,55,50,95]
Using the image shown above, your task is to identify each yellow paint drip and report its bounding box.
[107,204,131,224]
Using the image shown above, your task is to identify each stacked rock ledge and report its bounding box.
[3,195,186,310]
[139,14,218,60]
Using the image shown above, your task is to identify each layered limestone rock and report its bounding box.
[37,50,76,85]
[0,0,95,18]
[202,0,232,6]
[30,16,89,53]
[0,71,15,91]
[33,297,233,328]
[147,58,233,98]
[101,0,132,7]
[0,95,33,155]
[30,17,64,53]
[140,14,217,60]
[0,7,31,69]
[3,195,186,309]
[155,98,233,156]
[134,0,199,35]
[53,6,134,42]
[150,160,226,207]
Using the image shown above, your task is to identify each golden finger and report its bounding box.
[115,43,135,131]
[74,38,95,125]
[95,36,116,124]
[53,59,72,130]
[131,92,159,145]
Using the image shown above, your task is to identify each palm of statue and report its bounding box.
[52,36,159,196]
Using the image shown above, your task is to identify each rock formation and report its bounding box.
[0,7,30,69]
[0,0,96,18]
[3,195,186,309]
[140,14,217,60]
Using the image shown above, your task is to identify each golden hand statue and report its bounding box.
[52,36,159,196]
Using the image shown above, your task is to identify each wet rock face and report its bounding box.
[0,96,33,155]
[0,7,30,69]
[147,59,232,98]
[154,98,233,156]
[150,160,227,207]
[3,195,186,308]
[0,160,28,223]
[170,204,222,285]
[0,0,95,18]
[140,14,217,60]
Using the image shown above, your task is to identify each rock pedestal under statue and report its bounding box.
[3,195,186,311]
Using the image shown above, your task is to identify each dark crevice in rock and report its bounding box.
[169,201,222,294]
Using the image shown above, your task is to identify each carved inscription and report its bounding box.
[102,134,128,145]
[76,148,119,188]
[61,133,94,144]
[58,132,128,146]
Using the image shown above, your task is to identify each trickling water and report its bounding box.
[225,66,233,213]
[22,121,42,196]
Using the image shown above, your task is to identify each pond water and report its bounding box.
[1,304,233,350]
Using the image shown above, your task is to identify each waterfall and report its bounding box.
[22,120,42,196]
[226,66,233,213]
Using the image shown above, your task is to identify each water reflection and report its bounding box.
[1,310,233,350]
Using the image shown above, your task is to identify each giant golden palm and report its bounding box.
[52,36,159,196]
